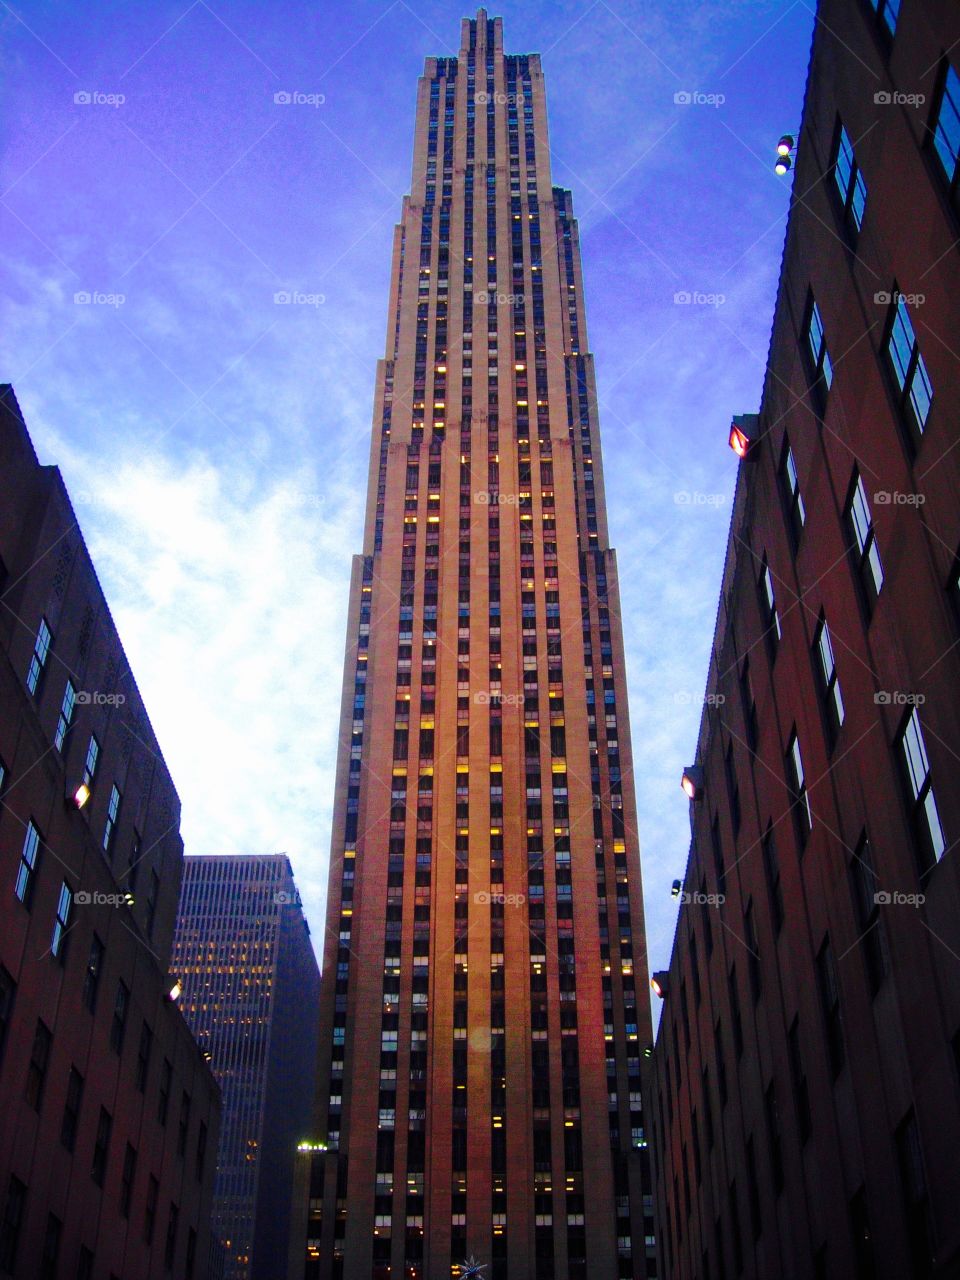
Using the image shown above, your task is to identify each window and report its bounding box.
[850,832,889,994]
[196,1121,208,1181]
[39,1213,61,1280]
[178,1091,191,1156]
[103,785,121,856]
[110,980,130,1054]
[744,900,761,1002]
[165,1202,179,1269]
[83,735,100,786]
[51,881,73,960]
[146,869,160,939]
[898,707,946,866]
[803,296,833,400]
[762,825,784,935]
[884,292,933,439]
[55,680,76,751]
[83,934,104,1013]
[847,470,884,606]
[832,122,867,232]
[144,1176,159,1244]
[61,1067,83,1152]
[25,1019,52,1111]
[849,1187,876,1279]
[788,1018,812,1144]
[896,1110,934,1273]
[0,1176,26,1273]
[15,820,42,906]
[817,937,845,1077]
[92,1107,112,1186]
[764,1080,784,1193]
[186,1227,198,1280]
[931,60,960,189]
[136,1021,153,1092]
[76,1245,94,1280]
[786,730,813,843]
[0,967,14,1066]
[759,556,782,651]
[26,617,52,694]
[158,1059,172,1126]
[120,1144,137,1218]
[780,439,806,546]
[814,614,845,746]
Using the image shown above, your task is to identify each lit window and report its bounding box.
[54,681,76,752]
[26,617,52,695]
[83,735,100,786]
[787,730,812,841]
[780,440,805,545]
[814,614,845,744]
[15,821,41,906]
[804,297,833,396]
[884,293,933,437]
[847,470,884,605]
[898,708,946,865]
[51,882,72,960]
[931,61,960,186]
[868,0,899,36]
[103,785,122,857]
[832,122,867,231]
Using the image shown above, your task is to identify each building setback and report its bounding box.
[171,855,320,1280]
[0,385,220,1279]
[289,10,656,1280]
[650,1,960,1277]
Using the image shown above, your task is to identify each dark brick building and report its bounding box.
[0,386,220,1279]
[649,2,960,1278]
[171,855,319,1280]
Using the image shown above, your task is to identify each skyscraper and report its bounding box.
[290,11,655,1280]
[171,855,320,1280]
[649,1,960,1277]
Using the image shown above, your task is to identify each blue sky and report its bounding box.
[0,0,815,988]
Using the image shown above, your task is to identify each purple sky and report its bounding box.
[1,0,815,993]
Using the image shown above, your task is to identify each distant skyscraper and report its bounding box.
[650,2,960,1278]
[0,386,220,1280]
[290,11,655,1279]
[172,855,319,1280]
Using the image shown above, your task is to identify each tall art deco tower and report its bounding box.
[292,12,655,1280]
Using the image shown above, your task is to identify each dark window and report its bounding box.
[165,1202,179,1269]
[61,1067,84,1151]
[39,1213,61,1280]
[196,1121,208,1181]
[76,1245,95,1280]
[51,880,73,960]
[866,0,899,37]
[0,967,15,1066]
[91,1107,112,1187]
[144,1176,159,1244]
[178,1092,191,1157]
[15,820,42,907]
[788,1018,812,1144]
[727,968,743,1058]
[930,60,960,191]
[25,1019,52,1111]
[883,291,933,440]
[110,980,130,1054]
[849,1186,877,1279]
[83,934,104,1013]
[724,742,740,837]
[746,1137,762,1241]
[847,469,884,608]
[186,1227,197,1280]
[762,825,784,935]
[744,900,761,1002]
[26,617,52,694]
[850,832,889,994]
[898,708,946,868]
[765,1080,784,1193]
[136,1021,153,1092]
[895,1110,934,1275]
[0,1176,26,1273]
[146,870,160,938]
[714,1020,727,1107]
[817,937,845,1077]
[831,121,868,233]
[120,1144,137,1218]
[739,657,758,752]
[158,1059,172,1126]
